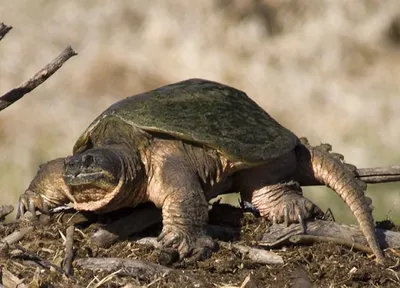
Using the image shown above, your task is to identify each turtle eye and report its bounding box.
[82,154,94,168]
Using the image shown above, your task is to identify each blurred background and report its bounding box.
[0,0,400,223]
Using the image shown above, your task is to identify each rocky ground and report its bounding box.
[1,203,399,288]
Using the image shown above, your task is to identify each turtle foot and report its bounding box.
[268,193,323,226]
[17,189,50,219]
[157,224,218,264]
[251,182,324,226]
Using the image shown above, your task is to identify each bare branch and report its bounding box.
[62,226,75,276]
[0,23,12,41]
[260,219,400,250]
[356,166,400,184]
[0,46,77,112]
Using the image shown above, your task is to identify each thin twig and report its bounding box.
[14,244,76,280]
[0,46,77,112]
[220,241,283,264]
[62,226,75,276]
[288,234,372,254]
[0,23,12,41]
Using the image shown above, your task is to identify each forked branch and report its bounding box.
[0,46,77,112]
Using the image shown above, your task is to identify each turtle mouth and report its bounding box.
[63,171,108,186]
[63,170,118,194]
[63,170,121,208]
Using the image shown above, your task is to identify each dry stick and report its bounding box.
[260,219,400,250]
[0,23,12,41]
[1,226,33,245]
[75,258,172,280]
[62,226,75,276]
[288,234,372,254]
[0,46,77,112]
[219,241,284,264]
[356,166,400,184]
[0,226,33,257]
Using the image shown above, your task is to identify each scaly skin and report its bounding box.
[298,140,384,263]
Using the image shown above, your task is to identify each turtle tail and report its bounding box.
[295,138,385,264]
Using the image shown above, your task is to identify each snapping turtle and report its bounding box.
[17,79,384,263]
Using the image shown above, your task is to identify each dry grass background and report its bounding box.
[1,0,400,223]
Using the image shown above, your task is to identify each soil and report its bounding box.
[1,204,399,288]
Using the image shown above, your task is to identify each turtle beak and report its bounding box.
[62,150,119,189]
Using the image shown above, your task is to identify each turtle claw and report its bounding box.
[158,224,193,259]
[158,224,217,262]
[283,206,290,227]
[298,214,306,234]
[268,194,324,225]
[16,189,50,219]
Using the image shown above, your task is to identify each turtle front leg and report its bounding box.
[149,164,217,262]
[248,181,323,226]
[157,186,217,261]
[17,158,72,219]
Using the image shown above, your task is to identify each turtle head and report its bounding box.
[62,148,128,211]
[63,148,122,190]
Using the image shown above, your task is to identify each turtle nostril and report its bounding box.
[82,154,94,168]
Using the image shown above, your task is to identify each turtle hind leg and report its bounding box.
[295,140,384,264]
[249,181,324,226]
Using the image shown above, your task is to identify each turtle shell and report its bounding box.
[73,79,299,165]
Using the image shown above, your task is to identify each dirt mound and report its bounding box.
[0,204,399,287]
